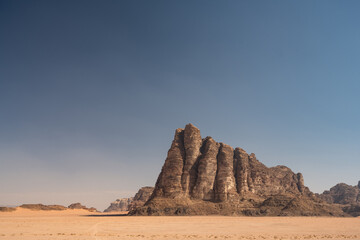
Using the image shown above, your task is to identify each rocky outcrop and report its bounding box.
[104,198,133,212]
[68,203,97,212]
[68,203,86,209]
[104,186,154,212]
[17,203,97,212]
[129,187,154,211]
[318,181,360,216]
[19,204,68,211]
[318,182,360,204]
[131,124,345,216]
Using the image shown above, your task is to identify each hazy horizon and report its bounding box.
[1,0,360,211]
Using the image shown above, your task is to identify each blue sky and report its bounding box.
[1,0,359,210]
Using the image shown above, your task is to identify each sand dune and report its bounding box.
[0,209,359,240]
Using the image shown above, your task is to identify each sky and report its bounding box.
[1,0,360,211]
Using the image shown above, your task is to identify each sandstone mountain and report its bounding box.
[104,186,154,212]
[318,181,360,216]
[130,124,344,216]
[104,198,133,212]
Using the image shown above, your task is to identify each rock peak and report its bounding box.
[185,123,198,128]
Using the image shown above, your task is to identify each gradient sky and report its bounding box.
[1,0,360,211]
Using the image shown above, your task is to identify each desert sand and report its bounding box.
[0,209,359,240]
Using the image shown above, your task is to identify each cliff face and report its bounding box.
[318,181,360,216]
[131,124,344,216]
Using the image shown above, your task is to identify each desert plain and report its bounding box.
[0,209,360,240]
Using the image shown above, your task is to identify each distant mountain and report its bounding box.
[104,198,133,212]
[19,204,68,211]
[130,124,345,216]
[318,181,360,204]
[68,203,97,212]
[0,203,98,212]
[104,187,154,212]
[318,181,360,216]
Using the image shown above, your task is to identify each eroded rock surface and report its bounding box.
[152,128,185,198]
[181,124,202,196]
[215,143,237,202]
[131,124,345,216]
[192,137,219,200]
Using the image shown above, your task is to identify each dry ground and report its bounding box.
[0,208,359,240]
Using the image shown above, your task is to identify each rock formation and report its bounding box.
[318,181,360,216]
[17,203,97,212]
[318,182,360,204]
[19,204,68,211]
[68,203,86,209]
[0,203,97,212]
[130,124,345,216]
[128,187,154,211]
[104,198,133,212]
[104,186,154,212]
[68,203,97,212]
[0,207,16,212]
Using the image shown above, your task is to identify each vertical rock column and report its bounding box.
[215,143,237,202]
[234,147,250,194]
[152,128,185,198]
[192,137,219,200]
[181,124,202,196]
[296,173,305,193]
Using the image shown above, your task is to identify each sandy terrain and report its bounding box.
[0,209,359,240]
